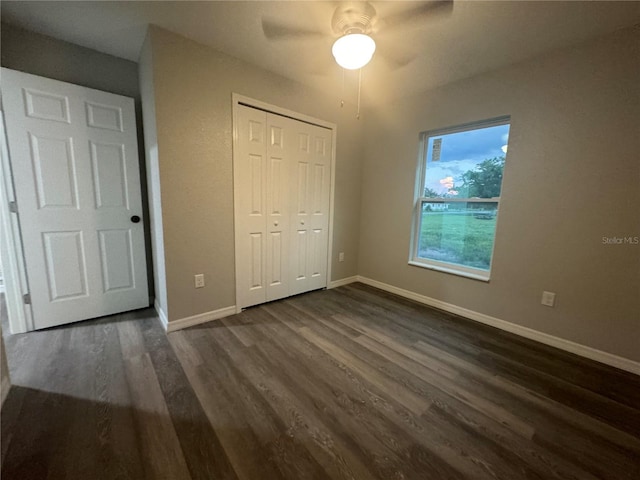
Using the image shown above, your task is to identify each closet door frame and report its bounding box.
[232,94,337,313]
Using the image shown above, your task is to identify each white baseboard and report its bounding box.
[328,276,359,289]
[1,377,10,407]
[154,299,169,331]
[163,305,237,332]
[356,276,640,376]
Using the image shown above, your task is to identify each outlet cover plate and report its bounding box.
[541,291,556,307]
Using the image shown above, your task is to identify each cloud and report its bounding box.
[439,176,454,189]
[425,158,479,193]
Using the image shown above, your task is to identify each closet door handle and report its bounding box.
[274,221,279,226]
[300,220,305,225]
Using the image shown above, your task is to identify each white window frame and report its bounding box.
[409,116,510,281]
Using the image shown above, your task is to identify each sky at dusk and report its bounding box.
[424,123,510,196]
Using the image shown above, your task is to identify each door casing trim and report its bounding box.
[0,110,34,333]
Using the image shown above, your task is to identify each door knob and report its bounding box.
[274,221,279,226]
[131,215,141,223]
[301,220,305,225]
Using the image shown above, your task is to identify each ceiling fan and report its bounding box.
[261,1,454,71]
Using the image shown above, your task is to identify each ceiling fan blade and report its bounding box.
[379,0,453,31]
[375,45,416,70]
[262,17,326,41]
[308,55,336,76]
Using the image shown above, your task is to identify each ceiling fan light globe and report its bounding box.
[332,33,376,70]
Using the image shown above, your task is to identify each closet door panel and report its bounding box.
[289,121,332,295]
[306,127,332,291]
[235,106,267,308]
[265,114,291,301]
[289,124,312,295]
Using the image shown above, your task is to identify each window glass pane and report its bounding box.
[423,124,510,198]
[417,201,499,271]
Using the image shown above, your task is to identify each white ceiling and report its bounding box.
[2,1,639,102]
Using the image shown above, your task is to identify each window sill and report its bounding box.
[408,260,490,282]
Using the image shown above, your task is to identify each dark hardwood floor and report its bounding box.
[2,283,639,479]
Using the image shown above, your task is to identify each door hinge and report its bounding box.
[23,293,31,305]
[9,201,18,213]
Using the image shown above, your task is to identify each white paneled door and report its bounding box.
[2,68,148,330]
[235,104,332,309]
[289,118,332,296]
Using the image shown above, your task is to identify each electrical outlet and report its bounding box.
[194,274,205,288]
[541,291,556,307]
[339,252,345,262]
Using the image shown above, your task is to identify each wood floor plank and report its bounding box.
[199,332,334,480]
[329,308,639,464]
[244,313,429,479]
[297,307,534,442]
[261,304,512,480]
[219,313,260,347]
[137,314,239,480]
[169,331,205,368]
[191,333,318,480]
[341,283,640,406]
[0,383,27,464]
[412,339,640,454]
[122,350,192,480]
[265,302,434,418]
[199,323,380,480]
[96,320,147,480]
[331,312,459,380]
[329,285,640,436]
[354,332,536,440]
[298,325,431,416]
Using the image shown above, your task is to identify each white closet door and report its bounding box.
[1,68,148,330]
[289,122,332,295]
[235,105,268,308]
[265,113,292,302]
[234,104,332,309]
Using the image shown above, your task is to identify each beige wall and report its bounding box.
[144,26,363,322]
[1,23,139,99]
[139,33,168,317]
[359,26,640,361]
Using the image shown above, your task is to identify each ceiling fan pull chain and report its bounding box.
[341,68,345,108]
[357,68,362,120]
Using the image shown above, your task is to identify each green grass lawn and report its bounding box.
[418,212,497,270]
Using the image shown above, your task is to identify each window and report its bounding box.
[410,117,510,281]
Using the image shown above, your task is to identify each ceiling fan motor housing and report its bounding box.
[332,2,377,35]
